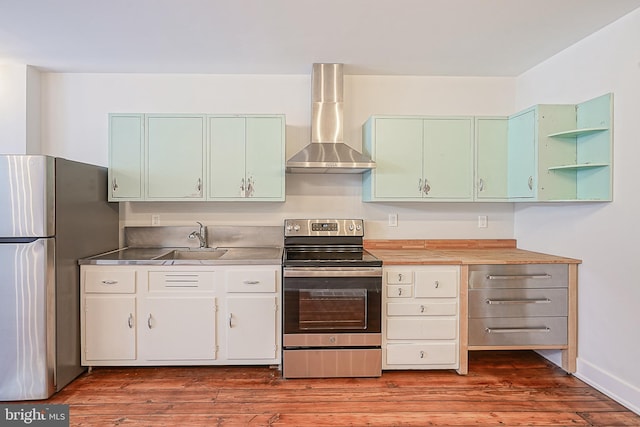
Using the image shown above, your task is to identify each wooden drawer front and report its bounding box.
[85,270,136,294]
[148,271,215,291]
[386,343,457,365]
[468,317,567,346]
[387,301,457,317]
[226,269,277,293]
[387,284,413,298]
[414,270,457,298]
[386,270,413,285]
[469,288,567,318]
[386,318,457,340]
[469,264,568,289]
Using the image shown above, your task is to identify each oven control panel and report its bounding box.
[284,219,364,236]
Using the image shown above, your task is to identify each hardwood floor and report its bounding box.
[33,351,640,426]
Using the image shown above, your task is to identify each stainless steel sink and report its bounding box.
[155,248,228,260]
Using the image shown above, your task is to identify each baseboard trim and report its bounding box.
[575,357,640,415]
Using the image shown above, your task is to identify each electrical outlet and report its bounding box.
[388,213,398,227]
[151,214,160,226]
[478,215,488,228]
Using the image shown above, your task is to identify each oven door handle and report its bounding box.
[283,267,382,278]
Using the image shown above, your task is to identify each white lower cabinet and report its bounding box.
[80,264,280,367]
[383,266,460,370]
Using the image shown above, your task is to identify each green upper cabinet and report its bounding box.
[507,108,538,199]
[208,115,285,201]
[146,115,206,200]
[362,116,473,201]
[475,117,508,200]
[108,113,285,202]
[506,93,613,202]
[109,114,144,201]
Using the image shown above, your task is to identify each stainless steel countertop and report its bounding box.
[79,246,283,266]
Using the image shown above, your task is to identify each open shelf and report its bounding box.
[547,127,608,138]
[548,163,609,171]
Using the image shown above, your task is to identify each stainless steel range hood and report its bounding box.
[286,63,376,174]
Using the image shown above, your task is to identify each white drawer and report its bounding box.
[84,270,136,294]
[386,318,457,340]
[414,269,457,298]
[386,342,457,365]
[148,271,215,291]
[386,284,413,298]
[387,301,457,317]
[226,269,277,293]
[386,270,413,285]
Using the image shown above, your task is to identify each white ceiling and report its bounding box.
[1,0,640,76]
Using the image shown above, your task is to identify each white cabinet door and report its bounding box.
[142,296,217,361]
[84,295,137,361]
[225,295,277,360]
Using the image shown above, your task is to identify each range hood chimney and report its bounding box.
[286,63,376,174]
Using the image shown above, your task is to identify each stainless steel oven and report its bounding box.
[282,219,382,378]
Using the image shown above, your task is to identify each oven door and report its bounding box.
[283,267,382,336]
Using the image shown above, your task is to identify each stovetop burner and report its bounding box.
[282,219,381,268]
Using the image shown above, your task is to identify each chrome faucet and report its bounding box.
[188,221,206,248]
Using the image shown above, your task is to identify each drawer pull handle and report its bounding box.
[419,351,425,359]
[243,280,260,285]
[434,280,439,288]
[486,274,552,280]
[485,327,551,334]
[486,298,551,305]
[398,288,403,296]
[420,305,425,313]
[128,313,134,329]
[398,273,403,281]
[101,280,118,285]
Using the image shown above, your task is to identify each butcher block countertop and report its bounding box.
[364,239,581,265]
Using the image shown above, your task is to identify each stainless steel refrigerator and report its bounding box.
[0,155,119,400]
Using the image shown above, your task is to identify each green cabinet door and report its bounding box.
[109,114,143,200]
[146,115,205,199]
[475,117,508,200]
[507,109,536,199]
[371,118,424,199]
[245,116,285,200]
[209,117,246,199]
[423,118,473,199]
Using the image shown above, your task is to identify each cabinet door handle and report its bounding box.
[486,298,551,305]
[423,179,431,195]
[486,274,552,280]
[101,280,118,285]
[112,178,119,191]
[246,176,254,197]
[485,327,551,334]
[147,314,153,329]
[228,313,233,328]
[243,280,260,285]
[128,313,134,329]
[434,280,439,288]
[478,178,484,192]
[240,178,245,196]
[196,178,202,193]
[417,178,423,193]
[485,298,551,305]
[528,176,533,190]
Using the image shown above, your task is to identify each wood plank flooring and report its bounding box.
[31,351,640,426]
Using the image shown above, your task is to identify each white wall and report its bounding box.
[514,9,640,413]
[0,64,41,154]
[40,73,516,239]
